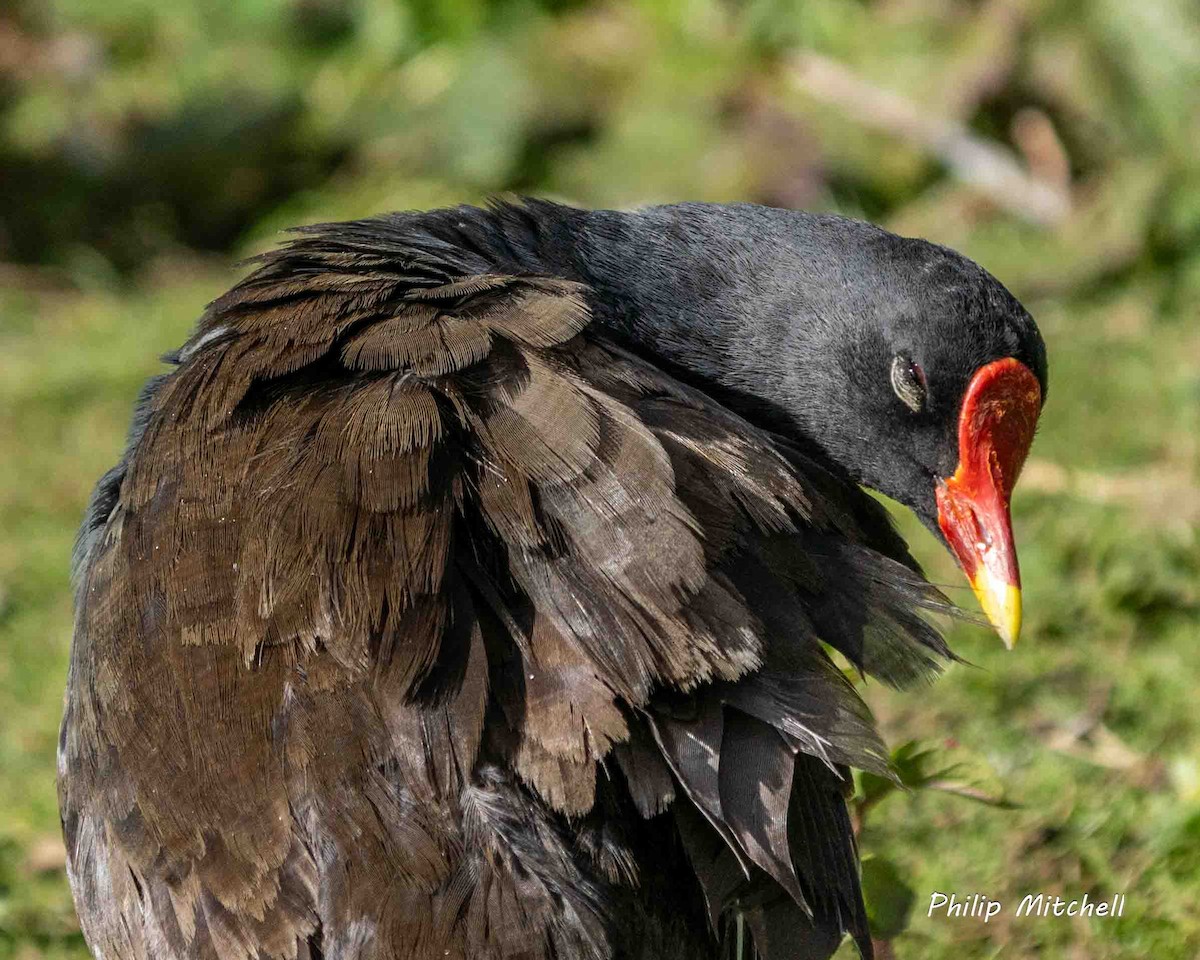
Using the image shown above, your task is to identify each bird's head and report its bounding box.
[782,232,1047,649]
[576,202,1047,646]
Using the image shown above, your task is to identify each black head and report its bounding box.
[767,216,1048,531]
[573,201,1048,644]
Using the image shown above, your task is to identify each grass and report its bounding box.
[0,266,221,960]
[1,251,1197,960]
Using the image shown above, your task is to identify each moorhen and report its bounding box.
[61,199,1046,960]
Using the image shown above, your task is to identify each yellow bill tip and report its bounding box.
[970,575,1022,650]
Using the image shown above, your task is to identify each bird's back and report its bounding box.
[61,203,956,960]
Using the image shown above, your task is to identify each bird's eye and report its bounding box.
[890,354,927,413]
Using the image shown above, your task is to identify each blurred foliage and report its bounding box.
[853,740,1014,946]
[860,854,916,942]
[855,740,1016,815]
[1,0,1199,958]
[6,0,1199,280]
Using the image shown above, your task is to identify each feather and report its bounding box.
[612,731,676,818]
[718,710,806,907]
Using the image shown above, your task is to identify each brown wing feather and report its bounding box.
[63,218,955,960]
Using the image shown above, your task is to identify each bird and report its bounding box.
[60,198,1046,960]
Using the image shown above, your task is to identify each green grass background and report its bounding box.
[1,1,1198,958]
